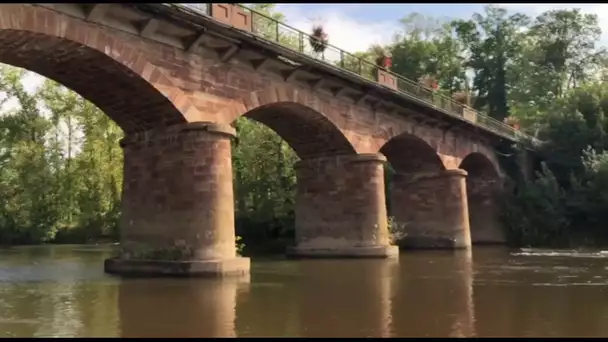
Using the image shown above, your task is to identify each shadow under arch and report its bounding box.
[379,133,454,248]
[239,101,356,160]
[459,153,504,244]
[0,5,187,133]
[379,133,445,175]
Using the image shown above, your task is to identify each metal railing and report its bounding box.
[175,3,536,144]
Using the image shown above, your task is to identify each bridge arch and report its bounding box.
[459,152,504,244]
[231,100,357,248]
[459,152,499,180]
[0,4,189,133]
[379,133,445,175]
[380,133,445,245]
[232,100,394,257]
[237,101,356,160]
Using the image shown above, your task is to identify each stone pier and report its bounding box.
[392,169,471,249]
[287,153,398,258]
[467,177,505,244]
[104,122,250,277]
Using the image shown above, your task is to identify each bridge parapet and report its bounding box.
[177,3,538,146]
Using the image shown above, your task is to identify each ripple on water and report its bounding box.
[513,249,608,259]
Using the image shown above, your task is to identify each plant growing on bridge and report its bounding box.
[309,25,328,54]
[504,116,520,130]
[236,235,245,256]
[387,216,407,245]
[371,44,392,70]
[420,75,439,91]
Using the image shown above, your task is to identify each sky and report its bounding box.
[274,3,608,54]
[8,3,608,103]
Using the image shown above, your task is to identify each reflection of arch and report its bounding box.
[459,153,504,244]
[380,133,445,174]
[239,102,356,160]
[0,5,188,133]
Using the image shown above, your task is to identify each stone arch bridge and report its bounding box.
[0,3,531,277]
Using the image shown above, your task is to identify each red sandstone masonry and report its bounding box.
[0,4,196,133]
[119,122,238,261]
[4,4,502,170]
[293,153,392,254]
[3,4,511,266]
[391,169,471,249]
[459,153,505,243]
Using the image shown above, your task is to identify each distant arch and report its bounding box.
[237,101,356,160]
[0,5,189,133]
[459,152,504,245]
[380,133,445,174]
[459,152,499,180]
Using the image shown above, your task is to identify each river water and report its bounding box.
[1,245,608,337]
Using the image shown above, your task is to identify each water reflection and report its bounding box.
[294,259,398,337]
[0,245,119,337]
[392,250,475,337]
[118,276,250,337]
[6,245,608,337]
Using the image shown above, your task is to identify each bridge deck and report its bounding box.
[134,3,536,145]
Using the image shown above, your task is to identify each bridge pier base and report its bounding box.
[286,153,398,258]
[104,122,250,277]
[392,169,471,249]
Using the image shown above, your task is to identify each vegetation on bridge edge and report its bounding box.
[1,4,608,249]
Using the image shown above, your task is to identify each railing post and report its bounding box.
[299,32,304,53]
[275,21,280,42]
[340,51,344,68]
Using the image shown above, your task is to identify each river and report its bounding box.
[1,244,608,337]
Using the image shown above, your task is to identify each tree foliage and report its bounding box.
[0,67,123,244]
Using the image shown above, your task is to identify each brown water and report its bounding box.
[2,245,608,337]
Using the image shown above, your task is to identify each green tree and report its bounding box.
[391,13,467,91]
[249,4,299,49]
[452,6,530,121]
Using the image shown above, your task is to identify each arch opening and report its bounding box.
[0,13,184,246]
[459,153,504,245]
[380,133,445,176]
[0,29,185,133]
[0,63,126,245]
[232,102,356,255]
[379,133,445,215]
[241,102,356,160]
[459,152,499,180]
[379,133,446,247]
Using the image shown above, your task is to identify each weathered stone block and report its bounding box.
[391,169,472,249]
[289,153,398,258]
[107,122,250,277]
